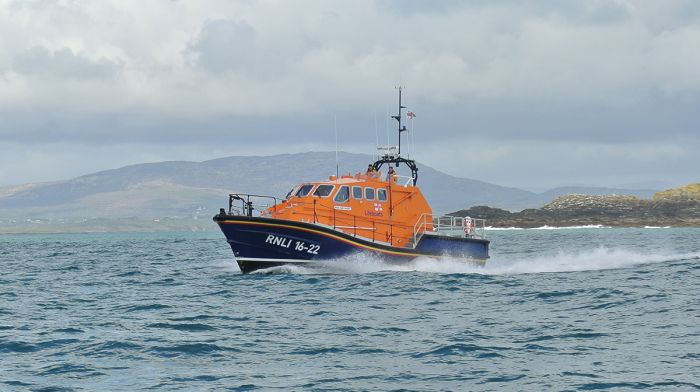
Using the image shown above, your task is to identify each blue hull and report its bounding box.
[213,215,489,273]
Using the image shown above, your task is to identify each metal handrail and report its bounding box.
[392,175,415,187]
[228,193,280,217]
[412,213,431,247]
[412,213,487,248]
[224,194,485,249]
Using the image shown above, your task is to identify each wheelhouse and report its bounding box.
[265,171,433,247]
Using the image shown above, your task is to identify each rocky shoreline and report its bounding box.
[450,190,700,228]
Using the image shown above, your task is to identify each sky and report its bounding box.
[0,0,699,191]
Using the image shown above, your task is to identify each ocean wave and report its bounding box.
[520,332,608,343]
[38,363,103,377]
[86,340,144,353]
[290,346,345,355]
[52,328,84,334]
[168,314,249,322]
[146,322,217,332]
[485,225,613,230]
[149,342,240,357]
[530,224,612,230]
[124,303,171,312]
[575,381,700,390]
[0,338,80,354]
[480,249,700,275]
[249,248,700,276]
[413,343,509,358]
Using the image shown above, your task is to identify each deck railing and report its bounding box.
[223,193,485,249]
[412,213,486,247]
[392,175,415,187]
[228,193,279,217]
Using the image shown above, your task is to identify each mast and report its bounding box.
[391,87,408,156]
[372,87,419,185]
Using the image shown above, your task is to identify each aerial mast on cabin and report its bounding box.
[371,87,419,185]
[392,86,408,157]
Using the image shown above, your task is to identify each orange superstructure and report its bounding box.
[265,171,432,248]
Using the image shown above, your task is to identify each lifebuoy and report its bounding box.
[463,218,475,237]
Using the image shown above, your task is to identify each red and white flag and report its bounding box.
[407,111,416,119]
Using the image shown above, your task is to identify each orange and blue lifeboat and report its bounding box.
[213,162,489,273]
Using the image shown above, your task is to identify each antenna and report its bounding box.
[374,111,379,161]
[407,122,411,159]
[410,113,415,160]
[385,104,390,153]
[371,87,419,186]
[334,115,339,180]
[391,86,408,157]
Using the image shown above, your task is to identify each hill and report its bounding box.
[0,152,659,232]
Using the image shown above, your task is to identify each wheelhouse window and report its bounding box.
[352,186,363,200]
[295,184,314,197]
[377,189,387,202]
[365,187,375,201]
[286,185,300,199]
[333,186,350,203]
[313,184,335,197]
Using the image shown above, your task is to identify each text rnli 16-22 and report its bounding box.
[265,234,320,255]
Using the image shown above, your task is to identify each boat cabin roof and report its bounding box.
[288,173,410,195]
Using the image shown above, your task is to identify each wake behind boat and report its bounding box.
[214,89,489,273]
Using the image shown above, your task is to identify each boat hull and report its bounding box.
[213,214,489,273]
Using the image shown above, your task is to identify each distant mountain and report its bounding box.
[0,152,660,231]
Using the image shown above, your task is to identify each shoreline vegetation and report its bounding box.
[1,184,698,234]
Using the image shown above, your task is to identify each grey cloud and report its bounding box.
[2,91,698,147]
[188,19,258,75]
[1,1,699,190]
[583,1,631,25]
[637,1,700,33]
[187,18,318,78]
[0,108,332,145]
[376,0,630,25]
[524,1,630,25]
[13,46,120,80]
[375,0,469,15]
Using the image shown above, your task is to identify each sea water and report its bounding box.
[1,228,699,391]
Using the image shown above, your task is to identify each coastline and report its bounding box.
[3,189,700,234]
[0,218,216,235]
[452,193,700,229]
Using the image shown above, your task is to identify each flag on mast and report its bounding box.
[407,111,416,119]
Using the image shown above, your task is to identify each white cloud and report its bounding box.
[13,45,120,79]
[0,0,698,188]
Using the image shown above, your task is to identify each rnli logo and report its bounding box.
[365,203,384,217]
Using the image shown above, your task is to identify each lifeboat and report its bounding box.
[213,90,490,273]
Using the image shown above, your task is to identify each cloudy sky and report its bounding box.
[1,0,698,191]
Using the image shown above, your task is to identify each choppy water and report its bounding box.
[1,228,699,391]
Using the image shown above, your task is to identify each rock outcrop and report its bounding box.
[652,183,700,202]
[451,184,700,228]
